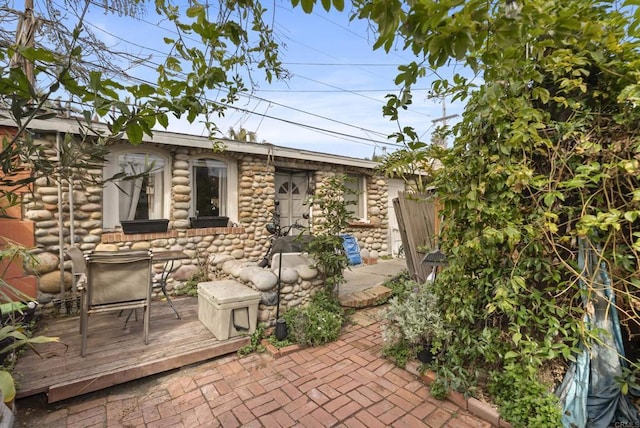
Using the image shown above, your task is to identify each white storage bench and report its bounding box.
[197,280,261,340]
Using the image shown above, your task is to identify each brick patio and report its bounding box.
[16,307,493,427]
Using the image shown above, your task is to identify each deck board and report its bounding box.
[13,297,249,403]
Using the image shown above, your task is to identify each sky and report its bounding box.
[58,0,467,159]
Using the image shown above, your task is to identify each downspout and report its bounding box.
[68,155,76,313]
[56,132,66,315]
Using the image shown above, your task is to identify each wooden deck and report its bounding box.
[13,297,249,403]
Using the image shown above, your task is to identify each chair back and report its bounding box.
[85,251,152,306]
[65,246,87,276]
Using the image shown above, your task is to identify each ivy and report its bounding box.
[294,0,640,424]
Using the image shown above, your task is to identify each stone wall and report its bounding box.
[24,138,392,309]
[346,176,390,260]
[209,253,322,324]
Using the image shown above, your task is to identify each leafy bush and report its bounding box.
[382,280,447,351]
[238,323,266,356]
[488,365,562,428]
[382,340,412,368]
[382,270,417,299]
[282,291,344,347]
[174,269,207,297]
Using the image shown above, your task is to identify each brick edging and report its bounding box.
[404,361,513,428]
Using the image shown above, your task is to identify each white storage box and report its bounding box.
[198,280,261,340]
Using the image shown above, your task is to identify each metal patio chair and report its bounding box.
[79,250,153,357]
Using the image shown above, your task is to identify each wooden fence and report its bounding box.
[393,192,440,282]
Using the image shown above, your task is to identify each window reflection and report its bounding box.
[193,159,227,216]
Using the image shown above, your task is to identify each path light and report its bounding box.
[421,248,447,283]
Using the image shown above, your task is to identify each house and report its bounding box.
[0,115,406,303]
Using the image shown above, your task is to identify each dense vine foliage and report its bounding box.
[291,0,640,425]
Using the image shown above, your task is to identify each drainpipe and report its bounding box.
[68,158,76,313]
[56,132,66,315]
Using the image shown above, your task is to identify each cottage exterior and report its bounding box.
[0,116,405,307]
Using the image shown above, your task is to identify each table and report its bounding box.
[152,250,190,319]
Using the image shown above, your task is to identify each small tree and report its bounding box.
[306,174,356,294]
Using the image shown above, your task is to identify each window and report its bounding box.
[103,147,170,229]
[344,174,366,220]
[191,159,227,216]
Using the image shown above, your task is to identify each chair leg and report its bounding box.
[80,309,88,357]
[143,305,150,345]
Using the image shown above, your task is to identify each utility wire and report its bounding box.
[76,18,405,143]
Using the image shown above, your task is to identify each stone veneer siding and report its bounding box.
[24,138,392,308]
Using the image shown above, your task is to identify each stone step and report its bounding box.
[338,284,392,309]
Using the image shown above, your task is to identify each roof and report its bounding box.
[1,114,380,169]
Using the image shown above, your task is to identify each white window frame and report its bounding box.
[189,156,238,222]
[345,174,367,221]
[102,144,171,230]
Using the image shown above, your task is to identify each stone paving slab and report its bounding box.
[15,306,494,428]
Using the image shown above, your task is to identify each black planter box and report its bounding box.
[121,219,169,234]
[190,216,229,229]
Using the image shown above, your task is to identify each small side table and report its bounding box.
[152,250,190,319]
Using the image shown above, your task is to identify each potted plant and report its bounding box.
[382,280,447,364]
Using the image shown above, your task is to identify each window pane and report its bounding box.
[117,153,165,220]
[193,159,227,216]
[344,175,363,218]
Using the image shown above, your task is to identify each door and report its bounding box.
[387,179,406,257]
[274,171,310,229]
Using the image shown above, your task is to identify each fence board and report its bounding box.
[393,192,438,282]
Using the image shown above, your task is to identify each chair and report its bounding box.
[65,246,87,287]
[79,250,153,357]
[65,246,87,326]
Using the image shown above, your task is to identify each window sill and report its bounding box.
[348,221,379,228]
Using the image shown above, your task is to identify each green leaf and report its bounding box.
[127,122,143,144]
[332,0,344,11]
[504,351,518,360]
[0,371,15,403]
[512,332,522,345]
[301,0,314,13]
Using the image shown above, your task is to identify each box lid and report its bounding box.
[198,280,261,304]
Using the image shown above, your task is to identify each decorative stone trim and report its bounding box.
[185,227,245,237]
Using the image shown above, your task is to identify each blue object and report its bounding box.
[557,238,639,427]
[340,234,362,265]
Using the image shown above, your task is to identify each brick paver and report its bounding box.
[16,307,494,427]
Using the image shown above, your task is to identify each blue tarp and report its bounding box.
[340,234,362,265]
[556,238,639,427]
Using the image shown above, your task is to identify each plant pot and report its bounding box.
[121,219,169,234]
[417,342,435,364]
[189,216,229,229]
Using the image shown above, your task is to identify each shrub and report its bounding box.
[282,291,344,347]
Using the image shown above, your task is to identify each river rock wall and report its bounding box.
[23,139,392,315]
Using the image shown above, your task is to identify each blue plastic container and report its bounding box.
[341,234,362,265]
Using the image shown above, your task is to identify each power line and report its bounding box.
[38,3,420,149]
[74,19,405,144]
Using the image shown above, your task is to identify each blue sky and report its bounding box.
[75,1,466,159]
